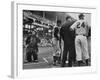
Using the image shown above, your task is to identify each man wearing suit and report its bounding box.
[60,16,76,67]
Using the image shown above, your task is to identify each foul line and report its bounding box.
[43,58,49,63]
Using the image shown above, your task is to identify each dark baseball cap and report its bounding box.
[79,13,84,18]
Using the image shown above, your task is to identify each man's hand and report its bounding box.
[70,27,74,31]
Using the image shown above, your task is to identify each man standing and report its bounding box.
[26,31,40,62]
[52,20,62,65]
[60,16,76,67]
[70,13,89,66]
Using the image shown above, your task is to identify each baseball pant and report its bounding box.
[52,38,60,56]
[75,35,89,61]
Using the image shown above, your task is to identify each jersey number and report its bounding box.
[77,22,85,28]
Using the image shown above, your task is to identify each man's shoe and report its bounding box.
[33,60,39,63]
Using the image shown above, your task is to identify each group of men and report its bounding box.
[25,13,90,67]
[53,13,90,67]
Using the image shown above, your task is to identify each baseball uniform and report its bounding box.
[70,20,89,61]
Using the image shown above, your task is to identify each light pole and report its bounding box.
[43,11,45,19]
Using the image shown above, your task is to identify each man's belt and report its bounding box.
[76,34,86,36]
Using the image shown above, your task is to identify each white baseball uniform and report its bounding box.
[52,27,61,56]
[70,20,89,61]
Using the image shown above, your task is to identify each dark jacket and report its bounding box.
[26,35,40,52]
[60,21,75,45]
[54,27,60,40]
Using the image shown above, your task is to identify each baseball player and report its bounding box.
[52,20,62,65]
[70,13,89,66]
[26,31,40,62]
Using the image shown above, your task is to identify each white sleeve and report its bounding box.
[70,21,78,30]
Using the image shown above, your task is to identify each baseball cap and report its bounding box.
[79,13,84,18]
